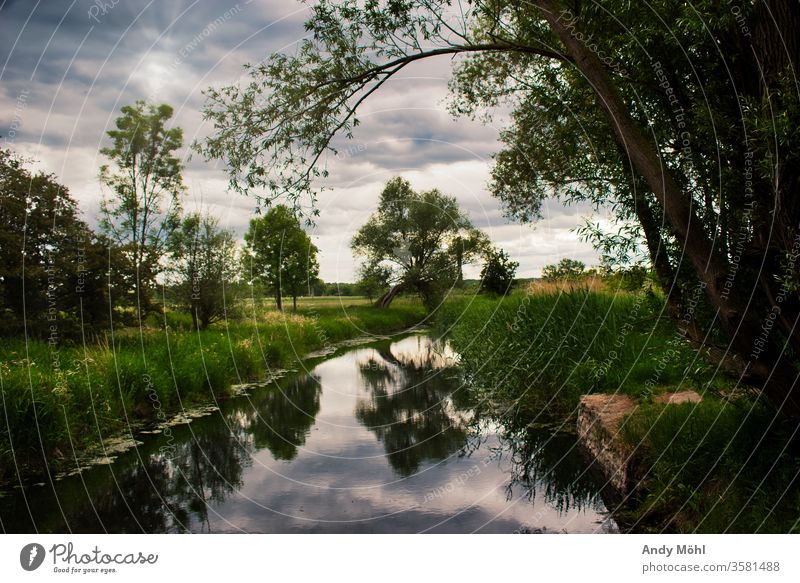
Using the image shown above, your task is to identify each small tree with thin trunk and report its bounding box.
[168,212,238,330]
[100,100,184,314]
[244,205,319,311]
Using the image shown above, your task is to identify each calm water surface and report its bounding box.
[0,334,615,533]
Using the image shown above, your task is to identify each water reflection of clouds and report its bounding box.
[207,335,611,532]
[0,334,613,533]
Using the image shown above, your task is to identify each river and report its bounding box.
[0,333,616,533]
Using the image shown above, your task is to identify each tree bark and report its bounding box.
[377,282,406,308]
[535,0,800,415]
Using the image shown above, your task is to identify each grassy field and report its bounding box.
[0,297,426,484]
[434,288,800,533]
[242,295,376,310]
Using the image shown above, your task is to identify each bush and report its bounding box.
[480,248,519,295]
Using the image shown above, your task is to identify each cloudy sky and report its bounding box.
[0,0,603,281]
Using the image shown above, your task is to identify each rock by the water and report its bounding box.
[577,390,703,495]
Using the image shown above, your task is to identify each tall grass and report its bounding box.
[523,276,609,295]
[435,289,715,419]
[0,301,425,482]
[436,288,800,533]
[620,399,800,533]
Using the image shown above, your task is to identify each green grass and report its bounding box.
[620,399,800,533]
[0,298,425,483]
[435,289,800,533]
[434,289,718,419]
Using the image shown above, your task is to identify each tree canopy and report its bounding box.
[244,205,320,311]
[352,177,486,308]
[542,258,585,281]
[199,1,800,415]
[0,149,113,336]
[100,100,185,312]
[480,247,519,295]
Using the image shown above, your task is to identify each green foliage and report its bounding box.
[541,258,585,281]
[479,247,518,295]
[0,148,117,336]
[243,205,320,311]
[435,290,712,418]
[351,177,487,308]
[356,262,391,302]
[602,264,649,293]
[99,100,185,311]
[167,212,239,329]
[621,400,800,533]
[0,301,425,483]
[197,1,467,210]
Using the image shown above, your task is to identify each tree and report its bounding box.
[100,100,185,314]
[541,258,585,281]
[351,177,487,309]
[199,1,800,415]
[244,205,320,311]
[0,148,114,336]
[167,212,238,330]
[480,248,519,295]
[356,262,391,303]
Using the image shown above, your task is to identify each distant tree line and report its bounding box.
[2,101,523,340]
[0,101,322,338]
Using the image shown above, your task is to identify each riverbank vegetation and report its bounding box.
[0,299,425,485]
[620,398,800,533]
[435,285,716,419]
[435,280,800,533]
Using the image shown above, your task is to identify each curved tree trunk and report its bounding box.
[536,0,800,416]
[376,282,406,308]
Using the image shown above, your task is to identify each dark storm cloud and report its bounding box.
[1,1,304,121]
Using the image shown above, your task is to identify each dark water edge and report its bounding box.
[0,333,617,533]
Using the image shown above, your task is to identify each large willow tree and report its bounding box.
[198,1,800,416]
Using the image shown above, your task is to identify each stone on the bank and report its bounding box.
[653,390,702,405]
[577,390,704,495]
[576,394,637,493]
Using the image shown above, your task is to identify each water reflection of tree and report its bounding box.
[355,344,469,477]
[4,374,324,533]
[173,418,253,531]
[245,374,322,461]
[475,409,606,514]
[3,416,254,533]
